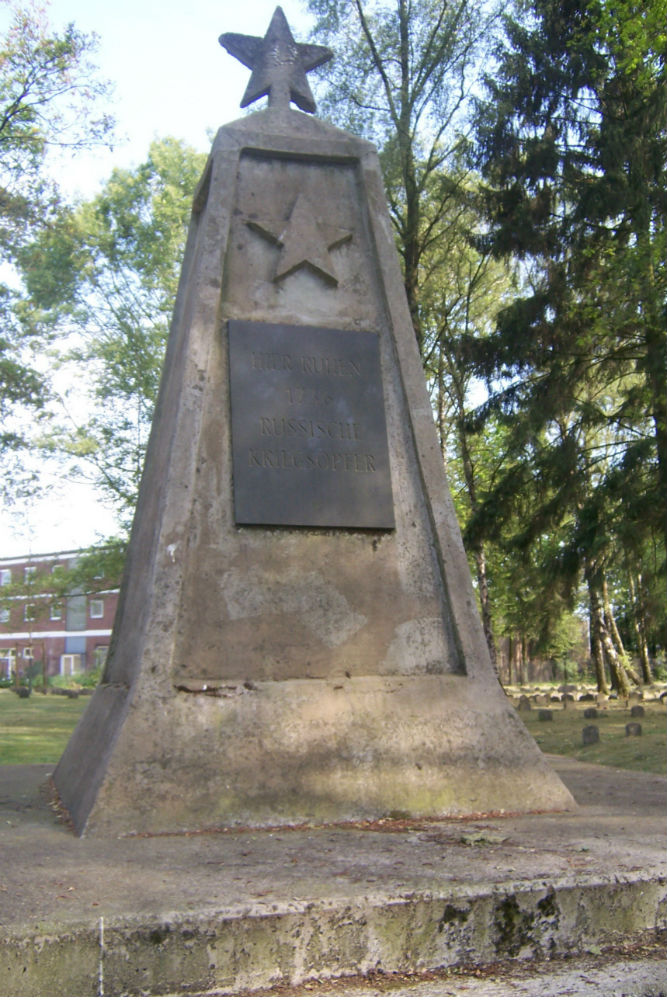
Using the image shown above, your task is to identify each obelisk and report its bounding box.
[53,8,573,836]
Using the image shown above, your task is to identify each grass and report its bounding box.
[0,687,665,774]
[519,700,666,774]
[0,688,88,765]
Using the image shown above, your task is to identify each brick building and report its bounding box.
[0,550,119,681]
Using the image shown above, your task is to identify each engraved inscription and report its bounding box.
[228,321,395,528]
[251,353,361,377]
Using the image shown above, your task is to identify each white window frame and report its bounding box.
[24,604,35,622]
[0,649,17,677]
[89,599,104,619]
[60,653,82,676]
[0,569,11,586]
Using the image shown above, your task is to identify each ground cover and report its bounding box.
[518,701,665,774]
[0,689,87,764]
[0,686,664,772]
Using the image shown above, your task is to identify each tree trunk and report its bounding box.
[585,566,611,695]
[397,0,423,353]
[588,576,631,697]
[589,613,609,694]
[628,572,653,684]
[639,233,667,558]
[602,578,642,686]
[602,577,627,656]
[473,547,498,674]
[510,634,526,685]
[434,348,450,463]
[455,413,498,671]
[521,635,529,683]
[503,637,513,686]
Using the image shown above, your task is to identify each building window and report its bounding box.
[89,599,104,619]
[0,569,11,586]
[23,647,33,660]
[24,604,35,622]
[50,603,62,621]
[0,607,9,624]
[0,649,16,678]
[24,566,36,583]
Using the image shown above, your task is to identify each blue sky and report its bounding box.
[40,0,314,196]
[3,0,314,556]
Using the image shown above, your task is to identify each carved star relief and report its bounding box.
[246,193,352,286]
[219,6,333,113]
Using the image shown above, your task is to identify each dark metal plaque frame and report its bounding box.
[228,320,395,528]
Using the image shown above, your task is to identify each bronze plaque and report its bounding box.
[228,321,395,528]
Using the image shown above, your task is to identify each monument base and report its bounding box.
[55,675,573,836]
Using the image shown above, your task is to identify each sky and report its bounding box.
[2,0,314,556]
[43,0,314,199]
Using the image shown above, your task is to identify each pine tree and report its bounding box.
[471,0,666,685]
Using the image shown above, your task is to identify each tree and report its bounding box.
[309,0,497,352]
[473,0,666,535]
[0,0,113,488]
[308,1,521,667]
[471,0,666,687]
[418,179,516,670]
[18,138,206,527]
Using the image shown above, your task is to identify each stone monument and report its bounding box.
[53,7,574,836]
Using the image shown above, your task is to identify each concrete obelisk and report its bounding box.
[53,8,573,836]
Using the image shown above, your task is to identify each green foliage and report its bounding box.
[0,0,114,495]
[473,0,666,527]
[306,0,603,679]
[47,667,102,690]
[309,0,498,349]
[652,658,666,682]
[19,138,206,523]
[469,0,666,684]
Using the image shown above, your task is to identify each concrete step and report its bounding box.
[1,756,665,996]
[229,939,667,996]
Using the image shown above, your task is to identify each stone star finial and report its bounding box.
[219,6,332,113]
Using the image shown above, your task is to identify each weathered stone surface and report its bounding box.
[583,725,600,745]
[2,760,666,995]
[53,105,573,836]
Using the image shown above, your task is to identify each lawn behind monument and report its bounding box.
[0,689,89,765]
[0,687,664,773]
[519,701,665,774]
